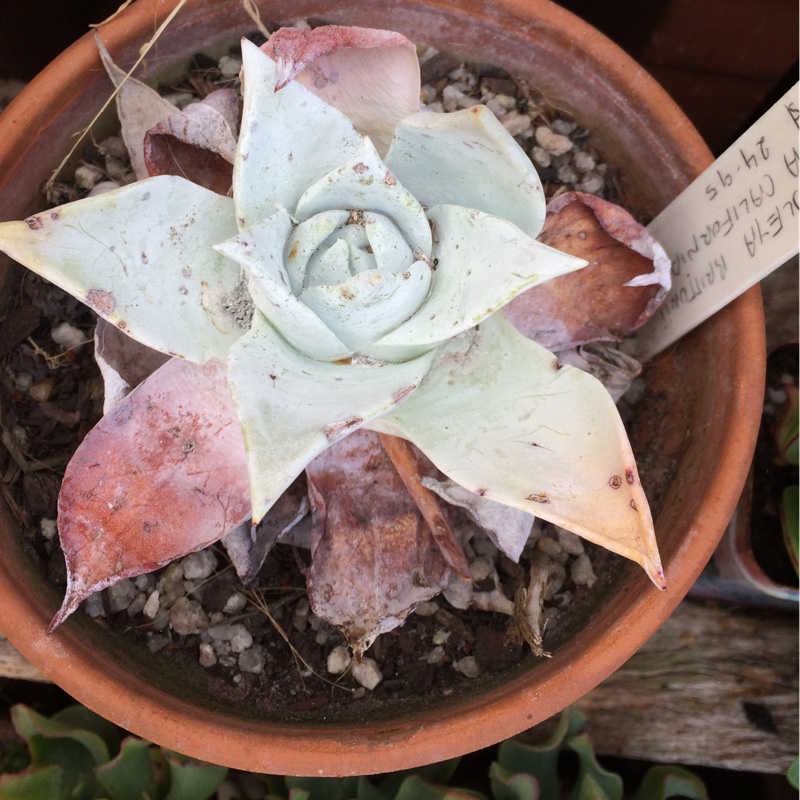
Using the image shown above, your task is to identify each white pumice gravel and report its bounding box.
[351,658,383,690]
[326,645,352,675]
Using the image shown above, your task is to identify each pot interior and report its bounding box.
[0,0,764,775]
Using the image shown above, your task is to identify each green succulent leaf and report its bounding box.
[284,775,360,800]
[787,755,799,789]
[496,708,587,800]
[367,315,664,585]
[227,312,435,522]
[11,705,110,768]
[161,749,227,800]
[393,774,486,800]
[385,107,546,238]
[94,737,158,800]
[567,734,623,800]
[0,177,241,363]
[632,765,708,800]
[488,762,541,800]
[781,484,799,575]
[0,764,66,800]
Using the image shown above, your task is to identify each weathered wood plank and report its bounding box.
[577,599,799,774]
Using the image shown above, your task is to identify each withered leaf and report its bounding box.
[503,191,670,351]
[51,357,250,631]
[143,88,240,196]
[306,429,450,657]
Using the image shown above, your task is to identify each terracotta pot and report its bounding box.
[0,0,765,776]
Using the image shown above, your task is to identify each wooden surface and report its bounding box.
[1,599,796,773]
[577,600,798,774]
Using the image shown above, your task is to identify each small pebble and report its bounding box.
[556,528,585,556]
[74,164,104,190]
[292,597,310,632]
[222,592,247,615]
[29,377,55,402]
[147,634,169,653]
[97,136,127,159]
[551,118,578,135]
[51,322,85,350]
[108,579,136,613]
[530,146,552,168]
[218,55,242,78]
[414,601,439,617]
[432,629,451,646]
[134,574,152,592]
[573,150,596,172]
[14,372,33,392]
[500,109,532,138]
[199,643,217,667]
[454,656,480,678]
[535,126,573,156]
[83,594,105,619]
[238,647,264,674]
[126,593,147,618]
[169,597,208,635]
[182,550,217,580]
[326,645,352,675]
[88,181,121,197]
[571,553,598,588]
[427,646,447,665]
[578,173,604,195]
[351,657,382,690]
[556,164,579,184]
[142,590,160,620]
[40,519,57,541]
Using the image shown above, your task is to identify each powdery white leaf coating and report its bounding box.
[294,137,432,256]
[263,26,420,156]
[227,314,436,523]
[0,177,242,363]
[385,107,546,238]
[363,204,586,360]
[214,209,352,361]
[234,40,364,229]
[367,313,664,587]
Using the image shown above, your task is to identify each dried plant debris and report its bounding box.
[0,31,660,713]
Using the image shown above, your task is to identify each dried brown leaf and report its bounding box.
[503,191,670,350]
[306,429,450,656]
[143,88,240,195]
[50,357,250,630]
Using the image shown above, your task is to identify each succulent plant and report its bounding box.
[0,25,667,649]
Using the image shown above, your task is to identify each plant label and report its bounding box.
[631,82,799,361]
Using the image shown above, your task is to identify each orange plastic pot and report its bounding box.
[0,0,765,776]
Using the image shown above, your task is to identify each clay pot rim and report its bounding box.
[0,0,765,777]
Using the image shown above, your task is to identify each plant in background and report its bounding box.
[0,704,226,800]
[0,704,709,800]
[0,25,670,653]
[775,381,799,573]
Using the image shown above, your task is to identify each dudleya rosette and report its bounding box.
[0,26,664,633]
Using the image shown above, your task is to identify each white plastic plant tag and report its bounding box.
[631,83,799,361]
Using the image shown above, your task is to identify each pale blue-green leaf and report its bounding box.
[366,314,664,586]
[294,137,432,255]
[234,39,364,228]
[385,107,546,237]
[363,204,586,360]
[285,209,350,293]
[301,261,431,350]
[214,210,352,361]
[0,176,242,362]
[366,212,416,273]
[306,237,352,288]
[227,313,435,522]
